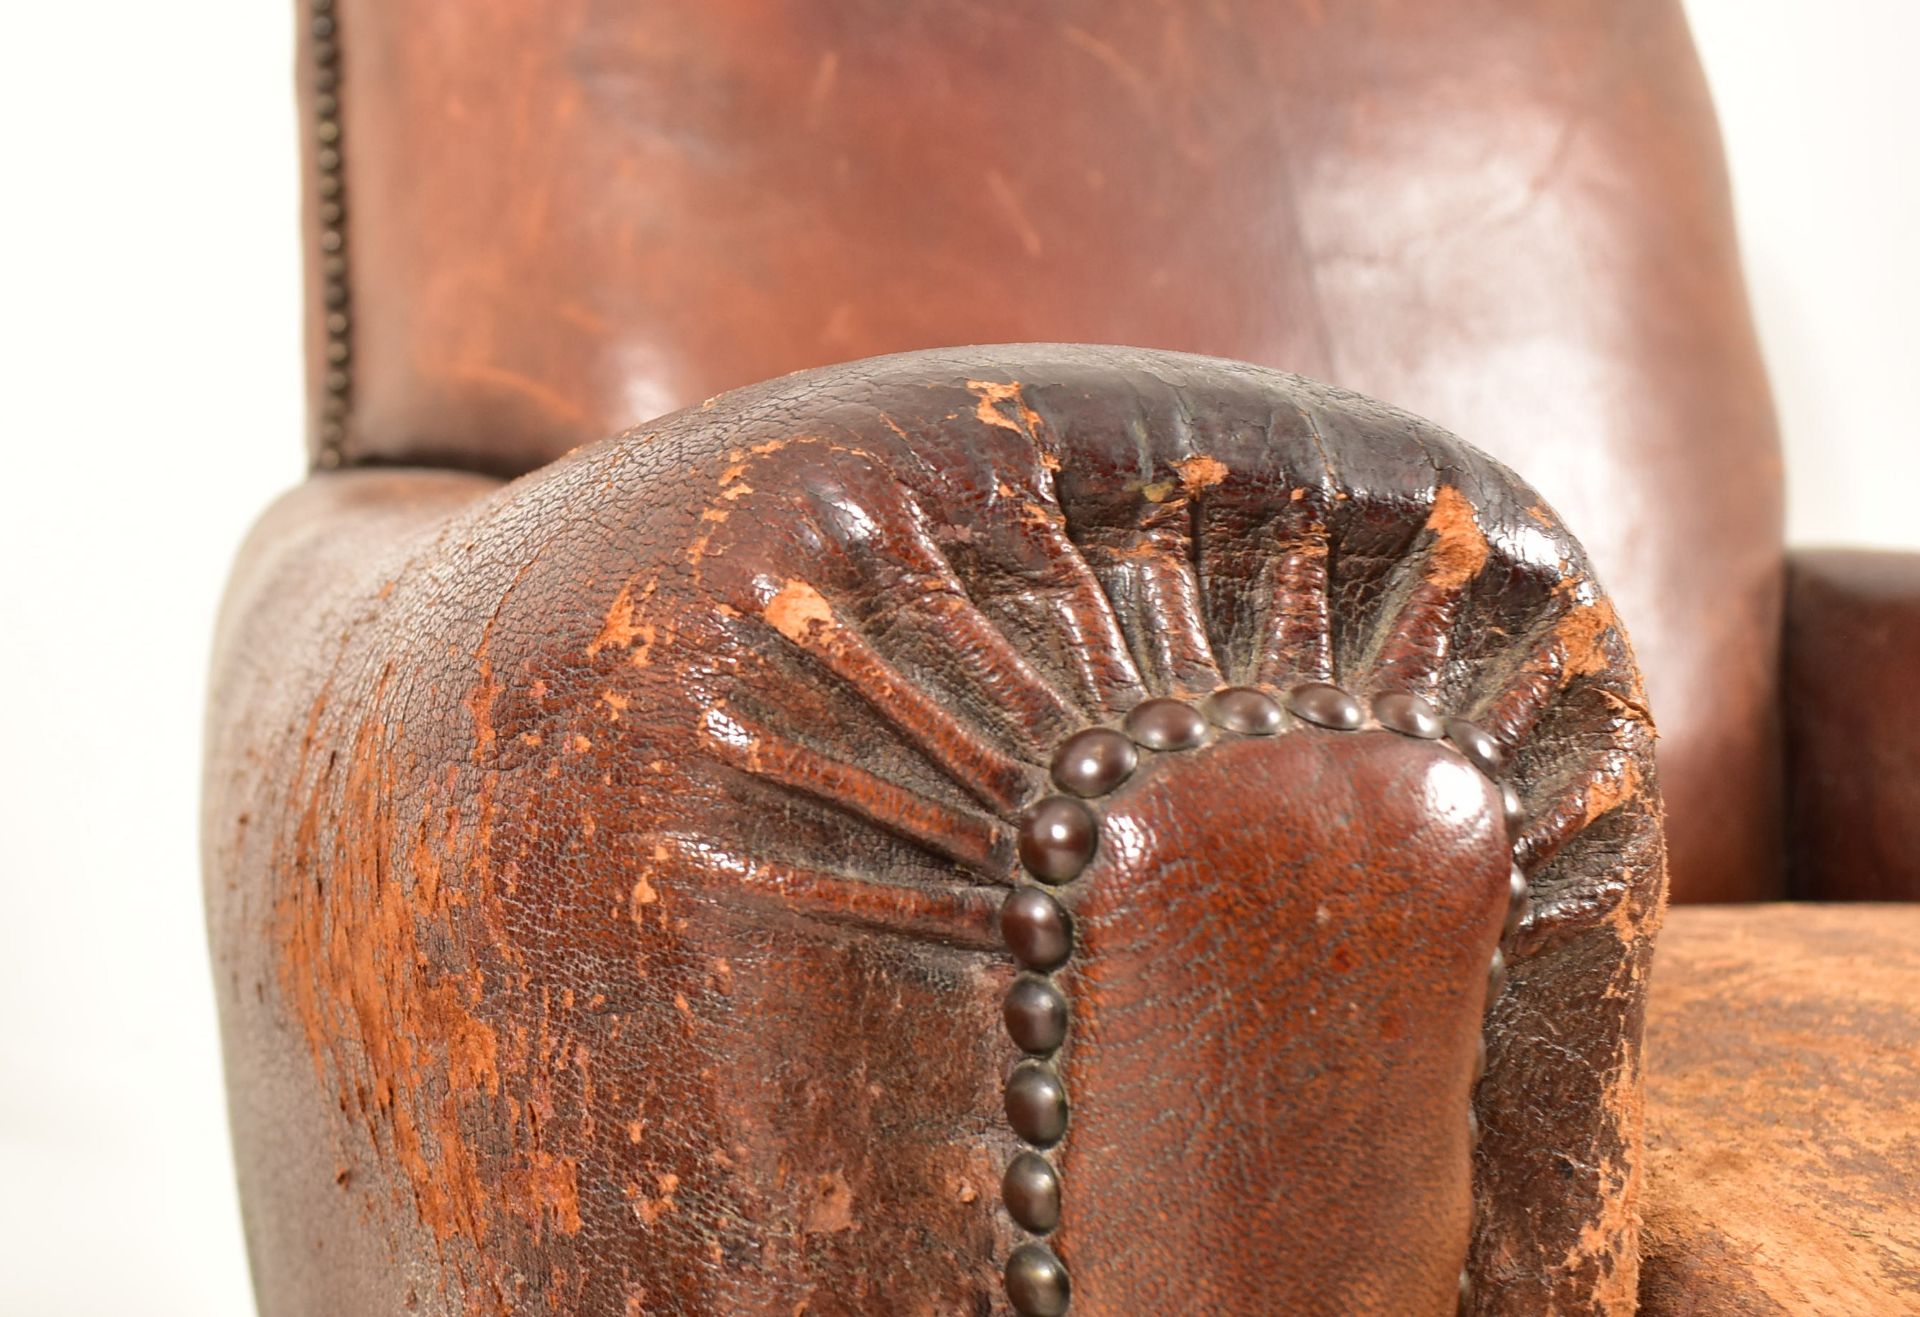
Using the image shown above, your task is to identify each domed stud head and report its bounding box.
[1123,697,1208,751]
[1287,682,1364,730]
[1006,1242,1071,1317]
[1372,690,1444,739]
[1487,946,1509,1000]
[1447,717,1505,776]
[1503,864,1531,939]
[1002,1151,1062,1233]
[1005,1062,1069,1146]
[1004,976,1070,1055]
[1017,796,1098,884]
[1202,686,1284,735]
[1001,889,1072,971]
[1050,727,1138,798]
[1501,781,1525,831]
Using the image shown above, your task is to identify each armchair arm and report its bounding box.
[1784,548,1920,900]
[206,345,1663,1315]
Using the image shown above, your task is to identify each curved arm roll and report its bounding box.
[205,345,1663,1316]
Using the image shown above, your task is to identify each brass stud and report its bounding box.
[1447,718,1504,776]
[1287,682,1364,730]
[1049,727,1137,798]
[1123,697,1207,751]
[1202,686,1284,735]
[1503,866,1530,939]
[1373,690,1444,739]
[1004,977,1070,1055]
[1001,889,1072,971]
[1006,1242,1071,1317]
[1017,797,1098,884]
[1005,1062,1069,1146]
[1002,1152,1062,1233]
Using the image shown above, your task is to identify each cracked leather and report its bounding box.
[207,346,1664,1314]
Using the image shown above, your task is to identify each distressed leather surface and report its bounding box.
[307,0,1779,902]
[208,346,1663,1314]
[1783,549,1920,901]
[1641,903,1920,1314]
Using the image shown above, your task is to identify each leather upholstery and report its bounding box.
[208,348,1663,1314]
[309,0,1782,902]
[1783,549,1920,901]
[1641,903,1920,1313]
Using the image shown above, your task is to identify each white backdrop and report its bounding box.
[0,3,1912,1312]
[1689,0,1920,547]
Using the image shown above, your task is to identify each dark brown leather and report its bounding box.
[209,347,1663,1314]
[1782,549,1920,901]
[1640,903,1920,1314]
[306,0,1781,903]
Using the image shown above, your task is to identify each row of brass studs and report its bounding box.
[997,681,1375,1315]
[310,0,351,469]
[1372,691,1529,1315]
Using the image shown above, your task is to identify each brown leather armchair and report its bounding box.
[204,2,1919,1312]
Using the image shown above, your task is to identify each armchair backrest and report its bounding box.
[305,0,1783,900]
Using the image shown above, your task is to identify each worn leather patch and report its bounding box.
[208,346,1663,1314]
[1642,903,1920,1314]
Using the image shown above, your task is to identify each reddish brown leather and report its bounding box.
[1782,549,1920,901]
[210,348,1664,1313]
[1640,903,1920,1313]
[307,0,1782,903]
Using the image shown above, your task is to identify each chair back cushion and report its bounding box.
[307,0,1783,898]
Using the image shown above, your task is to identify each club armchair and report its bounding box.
[203,2,1919,1312]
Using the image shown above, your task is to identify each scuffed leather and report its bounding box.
[208,346,1663,1314]
[1640,904,1920,1313]
[1783,549,1920,901]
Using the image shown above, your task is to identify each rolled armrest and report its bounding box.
[1784,548,1920,900]
[206,345,1663,1315]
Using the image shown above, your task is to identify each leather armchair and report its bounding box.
[203,2,1918,1312]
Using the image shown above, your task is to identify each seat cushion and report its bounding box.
[1641,903,1920,1313]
